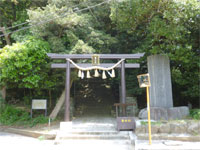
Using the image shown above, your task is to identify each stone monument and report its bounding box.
[139,55,189,120]
[148,55,173,108]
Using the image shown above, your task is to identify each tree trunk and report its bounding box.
[0,27,11,99]
[49,80,73,120]
[0,86,6,99]
[0,27,11,45]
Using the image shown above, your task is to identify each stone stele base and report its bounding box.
[138,106,189,120]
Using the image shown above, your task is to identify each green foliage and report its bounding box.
[141,121,162,126]
[0,37,51,89]
[0,0,48,48]
[0,105,30,125]
[110,0,200,102]
[27,2,88,53]
[29,115,49,127]
[0,0,199,110]
[0,105,48,127]
[0,0,30,27]
[27,0,116,55]
[190,109,200,120]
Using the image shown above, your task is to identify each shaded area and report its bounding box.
[73,78,117,118]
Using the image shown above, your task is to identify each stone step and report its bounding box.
[57,133,130,140]
[59,121,117,132]
[78,105,112,108]
[55,119,135,150]
[55,139,134,150]
[54,130,132,147]
[68,128,116,132]
[83,108,110,111]
[67,126,116,132]
[58,131,129,135]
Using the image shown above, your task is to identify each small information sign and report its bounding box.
[31,99,47,118]
[137,73,151,88]
[32,99,47,109]
[117,117,135,131]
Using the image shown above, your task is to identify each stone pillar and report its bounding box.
[147,55,173,108]
[139,55,189,120]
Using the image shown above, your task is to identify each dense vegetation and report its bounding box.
[0,104,49,127]
[0,0,199,123]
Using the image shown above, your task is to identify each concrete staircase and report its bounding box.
[54,118,135,150]
[57,80,136,149]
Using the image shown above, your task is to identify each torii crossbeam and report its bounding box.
[47,53,144,121]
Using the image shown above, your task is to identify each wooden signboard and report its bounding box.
[137,73,151,88]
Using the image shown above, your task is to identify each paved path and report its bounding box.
[1,116,200,150]
[0,132,134,150]
[0,132,54,150]
[136,140,200,150]
[2,132,200,150]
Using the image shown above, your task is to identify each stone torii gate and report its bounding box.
[47,53,144,121]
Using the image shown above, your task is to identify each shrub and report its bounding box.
[190,109,200,120]
[0,105,49,127]
[0,105,30,125]
[0,37,51,89]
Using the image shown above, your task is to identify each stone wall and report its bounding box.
[135,120,200,135]
[126,97,138,116]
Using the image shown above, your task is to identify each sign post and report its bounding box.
[137,73,152,145]
[31,99,47,118]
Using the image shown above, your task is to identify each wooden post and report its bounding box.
[64,60,71,121]
[121,60,126,115]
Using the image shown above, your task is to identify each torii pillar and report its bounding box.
[65,60,71,121]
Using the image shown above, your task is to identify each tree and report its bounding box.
[0,0,49,100]
[27,0,117,54]
[0,37,54,103]
[110,0,200,105]
[25,0,119,115]
[0,0,48,47]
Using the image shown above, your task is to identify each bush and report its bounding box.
[0,37,51,89]
[0,105,49,127]
[0,105,30,125]
[190,109,200,120]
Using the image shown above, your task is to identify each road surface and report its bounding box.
[0,132,133,150]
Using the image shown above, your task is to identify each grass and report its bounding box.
[0,105,49,127]
[140,121,162,126]
[189,109,200,120]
